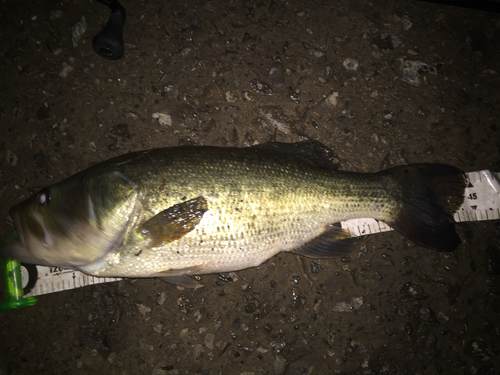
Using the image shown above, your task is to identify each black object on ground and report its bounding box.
[92,0,126,60]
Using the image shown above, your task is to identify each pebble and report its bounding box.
[157,292,167,306]
[50,10,63,20]
[136,303,152,315]
[268,62,285,88]
[193,344,204,360]
[204,333,215,350]
[139,339,154,351]
[343,58,359,71]
[289,86,300,103]
[154,323,163,333]
[152,112,172,126]
[332,296,365,312]
[59,62,74,78]
[325,91,339,107]
[400,282,427,299]
[71,16,87,47]
[225,91,238,104]
[310,262,322,273]
[109,124,131,139]
[249,79,272,95]
[402,60,437,87]
[107,352,117,364]
[6,150,18,166]
[194,310,203,322]
[257,106,291,134]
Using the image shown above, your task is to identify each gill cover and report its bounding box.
[1,171,139,267]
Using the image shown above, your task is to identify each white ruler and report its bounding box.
[21,170,500,297]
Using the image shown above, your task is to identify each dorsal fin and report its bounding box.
[251,141,340,170]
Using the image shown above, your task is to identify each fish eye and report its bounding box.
[37,189,51,205]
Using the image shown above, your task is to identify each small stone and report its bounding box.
[402,60,437,87]
[136,303,152,315]
[332,296,365,312]
[6,150,18,166]
[257,106,291,134]
[139,339,154,351]
[71,16,87,47]
[402,15,412,30]
[400,282,427,299]
[107,352,117,363]
[325,92,339,107]
[204,333,215,350]
[194,310,203,322]
[288,86,300,103]
[50,10,63,20]
[249,79,272,95]
[310,262,322,273]
[157,292,167,306]
[268,62,285,88]
[154,323,163,333]
[225,91,238,104]
[59,62,74,78]
[193,344,204,360]
[152,112,172,126]
[343,58,359,71]
[109,123,131,139]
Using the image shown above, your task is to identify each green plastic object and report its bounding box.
[0,232,37,311]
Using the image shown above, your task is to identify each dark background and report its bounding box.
[0,0,499,374]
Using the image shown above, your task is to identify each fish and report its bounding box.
[0,141,466,288]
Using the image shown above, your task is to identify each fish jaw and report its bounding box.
[0,237,55,266]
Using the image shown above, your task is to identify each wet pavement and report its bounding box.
[0,0,499,374]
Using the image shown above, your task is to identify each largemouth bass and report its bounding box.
[0,142,465,287]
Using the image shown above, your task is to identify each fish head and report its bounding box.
[1,171,140,268]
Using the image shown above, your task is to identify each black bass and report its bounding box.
[0,142,465,287]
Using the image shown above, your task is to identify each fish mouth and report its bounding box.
[10,209,26,246]
[11,208,54,249]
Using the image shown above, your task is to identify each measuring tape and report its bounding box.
[7,170,500,299]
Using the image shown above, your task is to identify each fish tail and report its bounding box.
[380,164,466,252]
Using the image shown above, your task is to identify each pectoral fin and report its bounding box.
[141,196,208,247]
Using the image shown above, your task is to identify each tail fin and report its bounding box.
[380,164,466,252]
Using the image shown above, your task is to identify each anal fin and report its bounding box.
[159,276,203,289]
[291,225,355,258]
[153,264,206,289]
